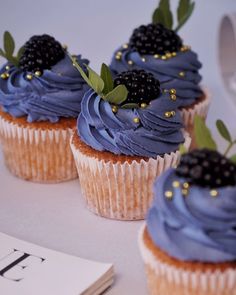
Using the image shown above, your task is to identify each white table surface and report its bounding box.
[0,152,147,295]
[1,1,236,294]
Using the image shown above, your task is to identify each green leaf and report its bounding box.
[16,46,25,61]
[121,103,139,109]
[159,0,173,29]
[179,144,187,155]
[175,2,195,32]
[152,8,165,25]
[6,56,18,66]
[4,31,15,57]
[104,85,128,104]
[100,63,113,95]
[216,119,232,143]
[86,65,104,95]
[68,53,92,87]
[0,48,6,58]
[152,0,173,29]
[230,154,236,164]
[177,0,190,23]
[194,115,217,150]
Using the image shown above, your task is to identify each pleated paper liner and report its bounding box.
[70,132,191,220]
[0,109,77,183]
[139,224,236,295]
[180,89,211,150]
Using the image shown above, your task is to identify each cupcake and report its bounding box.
[110,3,210,149]
[0,32,89,182]
[70,59,191,220]
[139,149,236,295]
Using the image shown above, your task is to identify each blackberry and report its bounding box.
[114,70,161,105]
[129,23,182,55]
[176,149,236,188]
[19,34,65,72]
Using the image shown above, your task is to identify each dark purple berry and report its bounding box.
[129,23,182,55]
[19,34,65,72]
[114,69,161,105]
[176,149,236,188]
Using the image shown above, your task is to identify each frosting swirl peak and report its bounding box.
[147,168,236,262]
[78,89,185,158]
[0,54,89,122]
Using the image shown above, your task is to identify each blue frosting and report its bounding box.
[147,169,236,263]
[0,55,89,122]
[78,89,185,158]
[110,47,203,107]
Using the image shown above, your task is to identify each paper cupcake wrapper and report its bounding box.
[180,89,211,150]
[138,224,236,295]
[70,132,191,220]
[0,116,77,183]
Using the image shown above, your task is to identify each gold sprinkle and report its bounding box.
[172,181,180,188]
[170,94,177,101]
[1,73,8,79]
[183,182,189,189]
[179,71,185,77]
[140,103,147,108]
[133,117,140,124]
[165,191,173,199]
[170,88,176,95]
[154,54,159,59]
[128,60,133,65]
[62,44,68,50]
[182,189,188,196]
[5,73,9,78]
[161,55,167,60]
[180,46,187,52]
[141,57,146,62]
[116,51,122,56]
[123,43,128,49]
[112,105,118,113]
[5,65,10,70]
[171,110,176,116]
[115,55,121,60]
[210,190,218,197]
[166,53,172,58]
[26,74,33,80]
[172,52,177,57]
[35,71,42,77]
[164,111,172,118]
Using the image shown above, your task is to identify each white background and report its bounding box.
[0,1,236,294]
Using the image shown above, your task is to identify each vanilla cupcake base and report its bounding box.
[70,132,191,220]
[180,89,211,150]
[0,110,77,183]
[139,224,236,295]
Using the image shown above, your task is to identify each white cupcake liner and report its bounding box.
[70,132,191,220]
[180,88,211,126]
[138,224,236,295]
[0,115,77,183]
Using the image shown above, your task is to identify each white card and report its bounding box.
[0,232,114,295]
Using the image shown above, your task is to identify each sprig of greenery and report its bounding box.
[194,115,236,164]
[152,0,195,32]
[69,54,128,107]
[0,31,24,67]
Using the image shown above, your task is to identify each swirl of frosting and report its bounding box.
[110,47,203,107]
[78,89,185,158]
[0,55,89,122]
[147,168,236,262]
